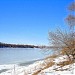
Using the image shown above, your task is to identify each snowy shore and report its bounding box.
[0,55,75,75]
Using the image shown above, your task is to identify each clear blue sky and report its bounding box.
[0,0,73,45]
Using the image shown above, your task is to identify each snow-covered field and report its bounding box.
[0,55,75,75]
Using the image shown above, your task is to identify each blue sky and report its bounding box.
[0,0,73,45]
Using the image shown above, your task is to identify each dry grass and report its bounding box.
[25,54,74,75]
[45,54,58,60]
[32,61,54,75]
[57,60,74,67]
[53,60,74,71]
[43,61,55,69]
[32,70,41,75]
[32,54,74,75]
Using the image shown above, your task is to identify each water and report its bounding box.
[0,48,50,65]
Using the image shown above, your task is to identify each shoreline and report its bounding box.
[0,59,43,74]
[0,55,75,75]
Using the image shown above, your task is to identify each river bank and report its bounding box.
[0,55,75,75]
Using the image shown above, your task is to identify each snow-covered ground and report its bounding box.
[0,55,75,75]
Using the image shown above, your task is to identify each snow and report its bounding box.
[0,55,75,75]
[39,63,75,75]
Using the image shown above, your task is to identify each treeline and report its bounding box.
[0,42,39,48]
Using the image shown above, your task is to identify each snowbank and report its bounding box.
[0,55,75,75]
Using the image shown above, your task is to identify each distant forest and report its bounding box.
[0,42,39,48]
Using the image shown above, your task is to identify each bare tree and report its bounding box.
[49,29,75,60]
[66,2,75,29]
[68,2,75,11]
[48,2,75,62]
